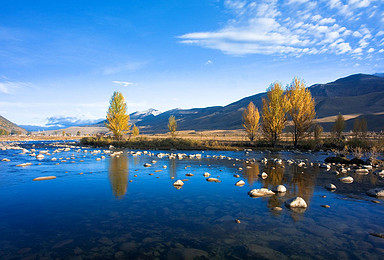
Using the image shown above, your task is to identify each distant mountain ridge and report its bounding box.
[131,73,384,132]
[0,115,27,135]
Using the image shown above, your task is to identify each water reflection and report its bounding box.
[242,163,259,185]
[109,154,129,198]
[169,158,177,179]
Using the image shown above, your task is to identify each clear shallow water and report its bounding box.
[0,141,384,259]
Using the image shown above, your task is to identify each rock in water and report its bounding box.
[325,183,337,190]
[206,177,221,182]
[272,185,287,193]
[33,176,57,181]
[355,168,369,175]
[235,180,245,186]
[36,154,44,160]
[259,172,268,179]
[173,180,184,186]
[366,187,384,197]
[144,163,151,167]
[285,197,308,208]
[338,176,354,183]
[203,172,210,177]
[248,188,275,197]
[373,170,384,176]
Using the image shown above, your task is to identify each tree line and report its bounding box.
[104,78,368,147]
[243,78,315,147]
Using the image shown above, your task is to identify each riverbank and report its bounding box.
[79,136,384,155]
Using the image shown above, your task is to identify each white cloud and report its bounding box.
[319,17,336,24]
[112,81,133,87]
[348,0,371,8]
[178,0,380,58]
[103,61,146,75]
[367,47,375,53]
[312,14,322,22]
[205,60,213,65]
[288,0,309,4]
[0,81,32,94]
[353,47,363,54]
[352,31,363,37]
[379,49,384,53]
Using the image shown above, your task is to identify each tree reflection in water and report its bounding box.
[169,158,177,179]
[242,159,319,212]
[242,163,259,186]
[109,154,129,198]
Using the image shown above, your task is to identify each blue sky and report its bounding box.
[0,0,383,126]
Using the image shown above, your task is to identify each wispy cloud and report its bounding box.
[0,80,32,94]
[178,0,382,58]
[112,81,134,87]
[102,61,147,75]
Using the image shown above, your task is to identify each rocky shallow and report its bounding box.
[0,141,384,259]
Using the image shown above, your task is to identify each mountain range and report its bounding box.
[1,73,384,135]
[129,73,384,133]
[0,115,28,135]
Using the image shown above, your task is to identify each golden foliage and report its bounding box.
[242,102,260,141]
[132,124,140,138]
[168,115,177,138]
[261,82,289,146]
[105,91,131,139]
[286,77,316,146]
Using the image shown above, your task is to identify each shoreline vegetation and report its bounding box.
[78,132,384,154]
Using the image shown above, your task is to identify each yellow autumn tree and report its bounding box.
[242,101,260,141]
[261,82,289,146]
[286,77,316,146]
[168,115,177,138]
[131,124,140,138]
[105,91,130,140]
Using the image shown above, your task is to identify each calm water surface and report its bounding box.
[0,141,384,259]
